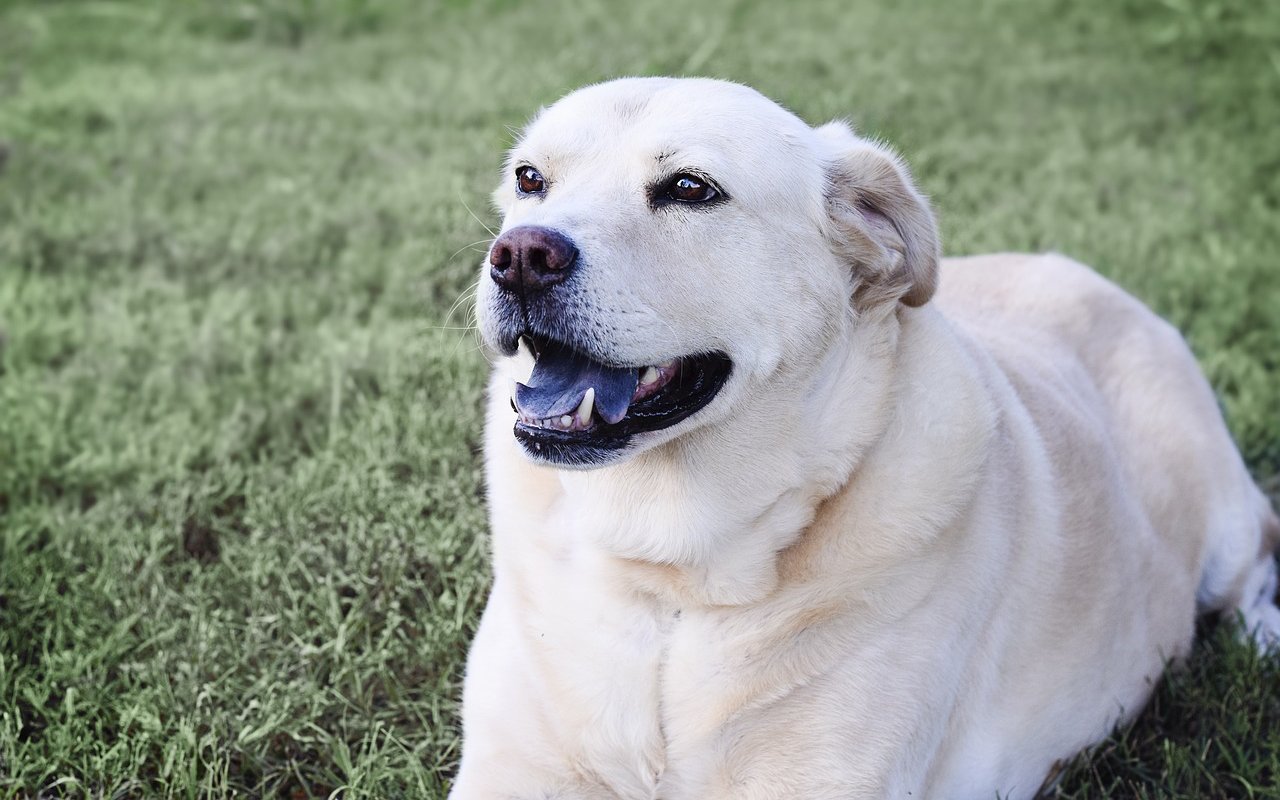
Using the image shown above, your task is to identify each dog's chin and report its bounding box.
[506,334,733,470]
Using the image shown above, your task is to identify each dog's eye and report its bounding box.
[516,166,546,195]
[663,173,719,204]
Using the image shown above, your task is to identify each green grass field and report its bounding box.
[0,0,1277,796]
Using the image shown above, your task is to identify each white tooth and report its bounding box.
[560,415,573,428]
[641,366,659,385]
[513,338,535,383]
[577,387,595,424]
[659,359,676,370]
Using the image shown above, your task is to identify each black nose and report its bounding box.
[489,226,578,293]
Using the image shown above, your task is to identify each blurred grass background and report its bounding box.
[0,0,1277,797]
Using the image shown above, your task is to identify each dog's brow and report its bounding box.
[652,146,727,175]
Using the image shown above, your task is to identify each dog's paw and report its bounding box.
[1235,556,1280,651]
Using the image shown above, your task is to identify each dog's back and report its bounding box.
[936,252,1279,638]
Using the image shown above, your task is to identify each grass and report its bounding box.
[0,0,1276,796]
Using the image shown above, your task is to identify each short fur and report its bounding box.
[454,78,1280,799]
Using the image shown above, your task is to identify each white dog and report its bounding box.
[452,77,1280,799]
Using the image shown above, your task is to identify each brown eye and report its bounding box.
[516,165,546,195]
[664,173,719,204]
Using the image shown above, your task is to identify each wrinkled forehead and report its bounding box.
[511,79,825,206]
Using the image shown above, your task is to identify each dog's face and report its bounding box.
[477,78,939,468]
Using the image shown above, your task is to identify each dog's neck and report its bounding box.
[550,303,929,606]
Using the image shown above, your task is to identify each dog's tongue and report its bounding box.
[515,345,639,425]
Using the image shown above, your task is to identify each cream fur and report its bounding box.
[452,78,1280,799]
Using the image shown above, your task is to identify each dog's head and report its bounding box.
[476,78,939,468]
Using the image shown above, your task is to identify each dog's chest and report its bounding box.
[494,484,880,797]
[525,572,676,796]
[522,556,824,798]
[511,549,698,791]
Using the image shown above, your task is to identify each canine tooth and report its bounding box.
[513,341,535,383]
[659,359,676,370]
[577,387,595,424]
[560,415,572,427]
[640,366,659,385]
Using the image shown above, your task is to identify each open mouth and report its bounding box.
[510,335,732,466]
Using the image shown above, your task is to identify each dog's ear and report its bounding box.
[816,121,940,309]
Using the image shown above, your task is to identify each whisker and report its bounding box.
[449,239,493,263]
[449,329,492,365]
[444,285,480,328]
[461,199,497,238]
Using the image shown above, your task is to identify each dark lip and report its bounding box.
[512,336,733,468]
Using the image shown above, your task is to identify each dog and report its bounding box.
[451,77,1280,799]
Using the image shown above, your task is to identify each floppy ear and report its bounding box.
[816,121,940,309]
